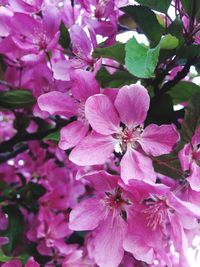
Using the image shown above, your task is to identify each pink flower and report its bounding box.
[38,69,100,150]
[0,3,60,62]
[70,84,179,183]
[2,257,39,267]
[122,179,200,266]
[69,171,131,267]
[179,127,200,191]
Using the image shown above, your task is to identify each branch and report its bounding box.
[160,59,195,94]
[0,127,58,153]
[0,144,28,164]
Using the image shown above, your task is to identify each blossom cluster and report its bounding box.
[0,0,200,266]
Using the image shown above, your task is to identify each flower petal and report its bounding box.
[38,91,78,117]
[70,25,91,56]
[69,198,103,231]
[81,170,119,192]
[178,143,191,171]
[69,132,115,166]
[59,121,89,150]
[85,94,120,135]
[120,148,156,184]
[115,85,150,127]
[187,164,200,192]
[140,124,180,156]
[70,69,100,101]
[93,216,126,267]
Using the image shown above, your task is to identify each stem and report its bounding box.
[102,63,127,72]
[160,58,195,94]
[0,127,58,153]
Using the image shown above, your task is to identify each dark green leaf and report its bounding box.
[121,5,162,45]
[181,92,200,142]
[147,94,174,124]
[125,37,160,78]
[93,42,125,64]
[160,34,179,50]
[167,19,184,47]
[1,205,24,254]
[181,0,200,21]
[153,153,183,179]
[0,249,13,262]
[178,45,200,59]
[59,22,70,49]
[135,0,171,13]
[96,67,136,88]
[0,90,36,109]
[45,130,60,142]
[27,182,46,197]
[168,81,200,104]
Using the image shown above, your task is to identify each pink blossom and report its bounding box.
[38,69,100,151]
[70,84,179,183]
[69,171,131,267]
[179,127,200,191]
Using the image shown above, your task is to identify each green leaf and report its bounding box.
[178,45,200,59]
[168,81,200,104]
[0,249,13,262]
[96,67,136,88]
[45,130,60,142]
[135,0,171,13]
[121,5,162,45]
[167,19,184,47]
[59,22,70,49]
[160,34,179,50]
[125,37,160,78]
[1,205,24,254]
[147,94,174,125]
[92,42,125,64]
[181,92,200,143]
[153,153,183,179]
[0,90,36,109]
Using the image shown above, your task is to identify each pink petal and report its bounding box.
[192,126,200,147]
[25,257,40,267]
[81,170,119,192]
[38,91,78,117]
[123,235,154,264]
[93,216,126,267]
[115,85,150,127]
[2,260,21,267]
[59,121,89,150]
[187,164,200,192]
[140,124,180,156]
[10,13,39,39]
[168,213,189,267]
[42,3,60,38]
[70,69,100,101]
[69,198,103,231]
[167,191,200,218]
[52,60,71,81]
[85,94,120,135]
[0,236,9,245]
[69,131,115,166]
[178,143,191,171]
[70,25,91,56]
[120,148,156,184]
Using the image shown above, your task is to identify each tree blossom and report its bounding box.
[179,127,200,191]
[70,84,179,183]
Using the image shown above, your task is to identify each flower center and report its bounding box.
[103,187,131,221]
[77,102,87,122]
[142,195,171,231]
[114,125,143,154]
